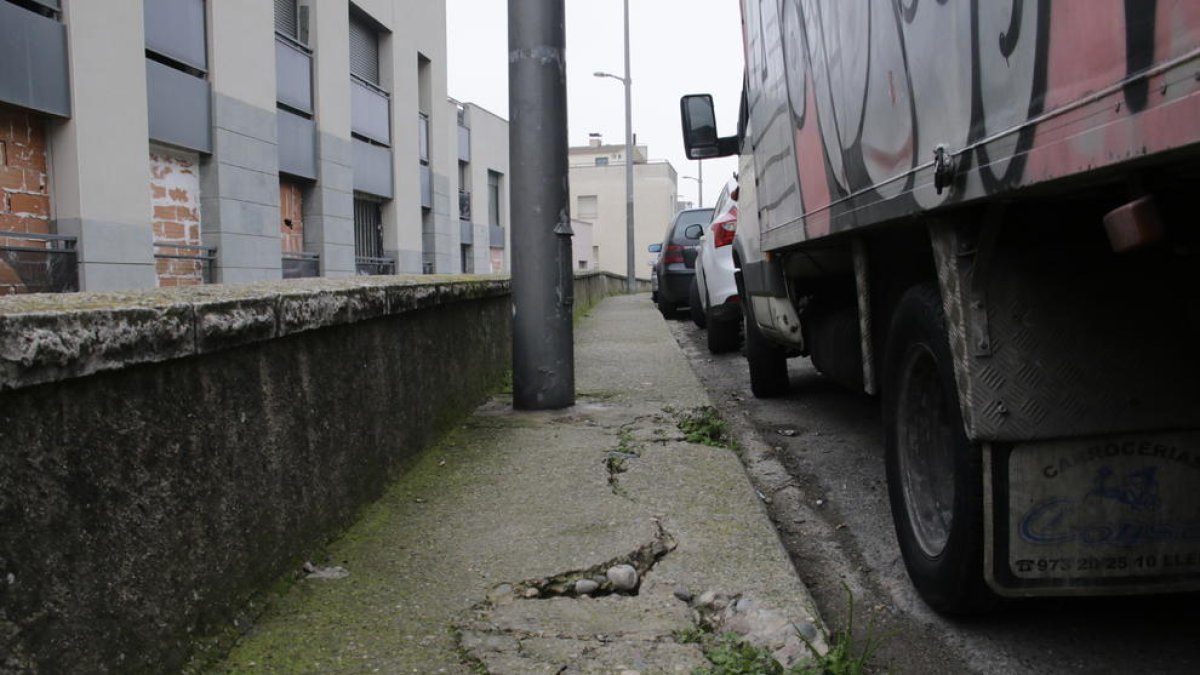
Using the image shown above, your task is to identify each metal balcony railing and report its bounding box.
[153,242,216,284]
[282,251,320,279]
[0,231,78,294]
[355,255,395,276]
[351,75,390,146]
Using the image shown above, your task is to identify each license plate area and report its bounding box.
[985,432,1200,596]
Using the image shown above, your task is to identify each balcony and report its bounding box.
[277,109,316,180]
[275,34,313,115]
[352,138,393,199]
[355,256,395,276]
[282,251,320,279]
[146,59,211,153]
[458,124,470,162]
[153,242,216,284]
[0,231,77,294]
[0,1,70,117]
[489,224,506,249]
[351,76,390,146]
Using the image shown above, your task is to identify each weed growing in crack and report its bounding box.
[793,583,890,675]
[677,406,732,448]
[673,625,708,645]
[696,633,786,674]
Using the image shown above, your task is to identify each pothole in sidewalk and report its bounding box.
[486,519,676,603]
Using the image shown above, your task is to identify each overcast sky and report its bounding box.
[446,0,744,209]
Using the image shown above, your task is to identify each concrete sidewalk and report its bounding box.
[213,294,824,674]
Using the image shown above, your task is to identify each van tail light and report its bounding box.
[663,244,685,264]
[712,216,737,248]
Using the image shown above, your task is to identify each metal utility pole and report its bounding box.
[509,0,574,410]
[697,159,703,207]
[621,0,634,293]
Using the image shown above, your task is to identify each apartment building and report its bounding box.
[568,135,678,279]
[0,0,509,295]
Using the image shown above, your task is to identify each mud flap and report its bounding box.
[984,432,1200,597]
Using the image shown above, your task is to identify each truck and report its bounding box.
[681,0,1200,614]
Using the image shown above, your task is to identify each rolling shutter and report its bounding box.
[274,0,297,38]
[349,15,379,84]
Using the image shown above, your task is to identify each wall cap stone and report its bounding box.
[0,276,512,392]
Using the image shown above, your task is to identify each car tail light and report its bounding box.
[711,215,737,248]
[663,244,685,264]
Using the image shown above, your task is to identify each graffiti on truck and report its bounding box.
[743,0,1200,239]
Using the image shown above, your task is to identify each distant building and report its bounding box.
[569,134,678,279]
[0,0,508,295]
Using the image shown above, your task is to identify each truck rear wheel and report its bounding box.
[744,312,789,398]
[883,283,994,615]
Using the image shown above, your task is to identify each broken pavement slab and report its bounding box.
[210,294,824,673]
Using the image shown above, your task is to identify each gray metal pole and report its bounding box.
[509,0,574,410]
[698,159,703,208]
[622,0,635,294]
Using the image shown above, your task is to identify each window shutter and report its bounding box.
[274,0,297,38]
[349,16,380,84]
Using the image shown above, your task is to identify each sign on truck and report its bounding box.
[682,1,1200,613]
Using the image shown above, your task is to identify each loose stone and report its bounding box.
[575,579,600,595]
[606,564,639,591]
[523,587,540,599]
[794,621,819,641]
[673,585,693,602]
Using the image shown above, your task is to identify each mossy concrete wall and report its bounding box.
[0,277,517,674]
[0,272,640,674]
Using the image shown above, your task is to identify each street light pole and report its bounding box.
[621,0,634,294]
[595,1,635,295]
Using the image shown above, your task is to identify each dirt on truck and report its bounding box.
[681,1,1200,614]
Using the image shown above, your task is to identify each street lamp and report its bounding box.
[681,173,703,209]
[593,0,635,293]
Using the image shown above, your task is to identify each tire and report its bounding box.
[882,283,994,615]
[657,294,678,319]
[707,311,741,354]
[744,312,789,398]
[689,278,707,328]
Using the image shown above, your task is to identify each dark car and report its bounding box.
[648,207,713,318]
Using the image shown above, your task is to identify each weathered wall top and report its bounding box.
[0,275,510,392]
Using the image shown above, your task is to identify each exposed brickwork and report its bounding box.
[279,180,304,254]
[149,148,204,287]
[0,104,52,296]
[490,247,504,274]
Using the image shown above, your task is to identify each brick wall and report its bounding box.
[0,104,51,296]
[279,180,304,254]
[149,148,204,287]
[490,247,504,274]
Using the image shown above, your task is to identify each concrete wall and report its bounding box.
[0,277,511,673]
[569,160,679,280]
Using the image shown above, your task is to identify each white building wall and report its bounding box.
[462,103,509,274]
[51,0,156,291]
[568,159,678,280]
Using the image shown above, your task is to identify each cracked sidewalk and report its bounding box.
[211,294,824,674]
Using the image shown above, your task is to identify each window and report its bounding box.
[577,195,597,221]
[353,198,384,259]
[595,157,609,167]
[488,171,502,226]
[349,9,380,85]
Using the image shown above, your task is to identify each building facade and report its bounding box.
[0,0,508,295]
[568,135,677,280]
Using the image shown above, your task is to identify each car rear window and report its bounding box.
[672,209,714,242]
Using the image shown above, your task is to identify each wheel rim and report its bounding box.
[895,343,957,558]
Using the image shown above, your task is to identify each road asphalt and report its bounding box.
[212,293,825,674]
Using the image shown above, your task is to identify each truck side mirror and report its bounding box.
[680,94,739,159]
[648,243,662,253]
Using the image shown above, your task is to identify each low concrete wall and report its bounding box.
[0,272,639,673]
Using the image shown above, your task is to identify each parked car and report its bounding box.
[649,207,713,318]
[692,179,741,353]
